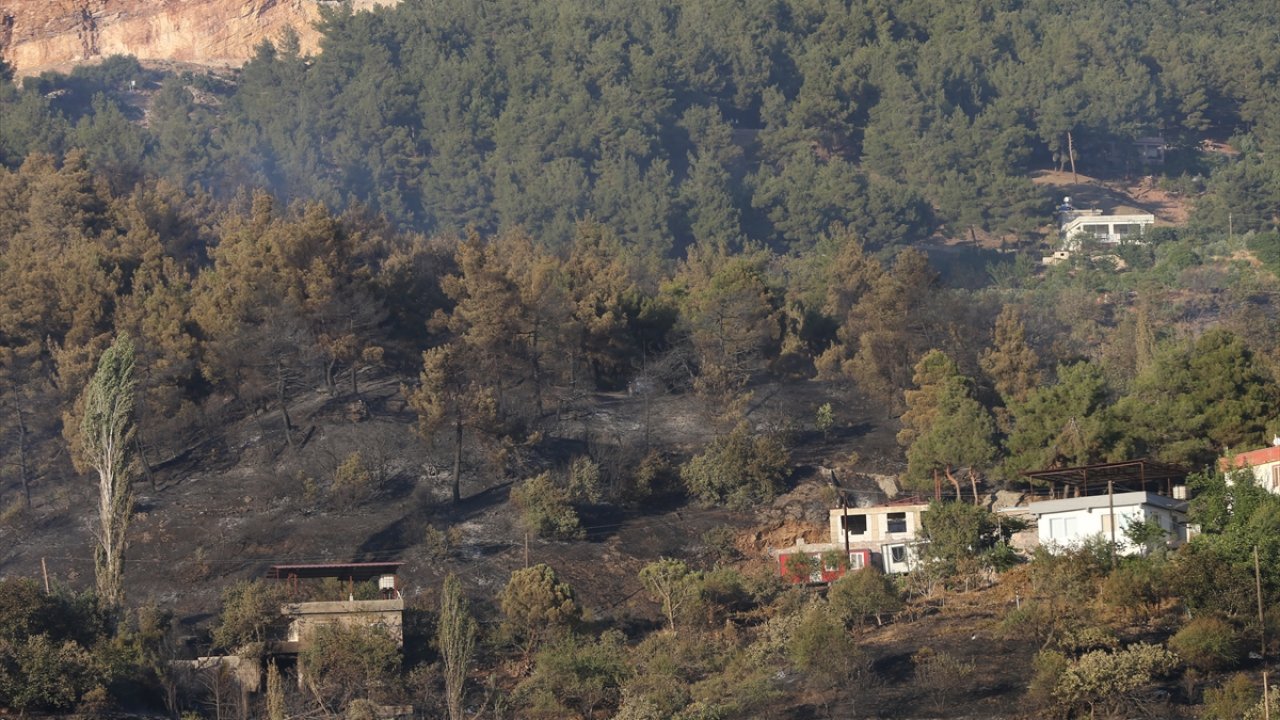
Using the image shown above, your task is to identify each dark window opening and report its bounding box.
[889,545,907,563]
[887,512,907,533]
[842,514,868,535]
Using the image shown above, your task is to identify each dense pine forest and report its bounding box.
[3,0,1280,717]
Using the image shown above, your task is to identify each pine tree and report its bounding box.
[901,350,996,502]
[407,344,496,504]
[980,305,1041,406]
[672,244,781,397]
[1004,362,1118,479]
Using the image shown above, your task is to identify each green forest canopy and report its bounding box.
[2,0,1280,254]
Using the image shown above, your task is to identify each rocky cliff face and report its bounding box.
[0,0,395,76]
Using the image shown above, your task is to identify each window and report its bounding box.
[848,552,865,570]
[1047,516,1077,539]
[842,514,868,536]
[889,545,907,563]
[1270,465,1280,492]
[1099,513,1119,536]
[886,512,907,534]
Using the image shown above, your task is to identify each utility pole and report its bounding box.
[1067,131,1079,185]
[1256,545,1270,720]
[835,470,851,560]
[1107,480,1116,568]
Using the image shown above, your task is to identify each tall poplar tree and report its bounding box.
[439,574,476,720]
[76,334,137,611]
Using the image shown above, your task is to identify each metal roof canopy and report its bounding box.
[1022,459,1189,497]
[267,562,403,582]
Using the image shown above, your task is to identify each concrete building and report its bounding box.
[829,501,929,574]
[1059,208,1155,249]
[280,598,405,648]
[1019,491,1188,555]
[268,562,406,651]
[773,499,931,581]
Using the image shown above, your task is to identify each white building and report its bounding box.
[1221,444,1280,494]
[1059,209,1155,250]
[1020,491,1188,555]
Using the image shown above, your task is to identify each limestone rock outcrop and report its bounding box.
[0,0,396,76]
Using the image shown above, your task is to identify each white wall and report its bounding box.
[1038,504,1184,555]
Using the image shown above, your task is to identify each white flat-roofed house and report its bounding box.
[1059,210,1156,251]
[1022,491,1188,556]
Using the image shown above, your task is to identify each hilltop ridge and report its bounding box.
[0,0,397,76]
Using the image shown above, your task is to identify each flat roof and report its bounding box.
[832,498,930,515]
[267,562,403,581]
[1024,491,1187,516]
[1022,459,1188,495]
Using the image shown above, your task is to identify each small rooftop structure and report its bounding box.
[1022,459,1189,499]
[268,561,404,598]
[267,561,403,582]
[773,498,932,579]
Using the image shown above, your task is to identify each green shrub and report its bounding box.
[814,402,834,437]
[1201,673,1261,720]
[514,631,629,719]
[0,634,100,711]
[1169,616,1241,671]
[1100,559,1167,624]
[828,568,902,627]
[299,623,401,711]
[782,552,818,584]
[568,456,606,503]
[1026,649,1068,711]
[1052,643,1178,718]
[700,525,742,564]
[680,423,790,508]
[212,580,286,652]
[498,564,581,654]
[423,525,463,560]
[332,451,373,500]
[626,451,675,503]
[698,567,751,621]
[789,602,860,697]
[1055,625,1118,655]
[511,472,583,540]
